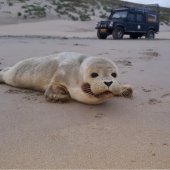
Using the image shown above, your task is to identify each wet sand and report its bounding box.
[0,31,170,168]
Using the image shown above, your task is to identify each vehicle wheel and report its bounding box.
[112,27,124,39]
[146,30,155,39]
[97,29,107,39]
[130,34,138,39]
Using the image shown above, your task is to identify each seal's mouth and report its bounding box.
[81,83,113,98]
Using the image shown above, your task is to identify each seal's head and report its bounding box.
[80,57,120,104]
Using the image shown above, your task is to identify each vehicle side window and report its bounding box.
[127,13,135,22]
[137,13,144,22]
[147,14,157,23]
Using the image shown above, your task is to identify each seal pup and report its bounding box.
[0,52,133,104]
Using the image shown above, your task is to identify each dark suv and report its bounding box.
[95,5,159,39]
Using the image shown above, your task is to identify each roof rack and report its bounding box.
[120,3,160,14]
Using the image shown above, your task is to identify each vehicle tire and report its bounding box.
[112,27,124,39]
[130,34,138,39]
[97,29,107,39]
[146,30,155,39]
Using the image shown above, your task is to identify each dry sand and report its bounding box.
[0,20,170,168]
[0,19,170,39]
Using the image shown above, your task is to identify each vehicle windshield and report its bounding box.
[109,11,128,19]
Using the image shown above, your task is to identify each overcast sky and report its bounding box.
[121,0,170,7]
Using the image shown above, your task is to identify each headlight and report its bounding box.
[109,21,113,27]
[96,22,100,27]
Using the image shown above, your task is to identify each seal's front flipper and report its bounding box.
[120,85,133,98]
[44,84,71,103]
[113,84,133,98]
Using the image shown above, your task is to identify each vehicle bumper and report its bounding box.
[96,27,113,34]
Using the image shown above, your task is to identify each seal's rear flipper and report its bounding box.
[0,67,10,83]
[0,70,3,83]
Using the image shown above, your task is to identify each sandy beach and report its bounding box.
[0,19,170,168]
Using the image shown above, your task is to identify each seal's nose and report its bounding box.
[104,81,113,87]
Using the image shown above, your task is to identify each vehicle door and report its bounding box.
[136,12,146,32]
[125,12,137,32]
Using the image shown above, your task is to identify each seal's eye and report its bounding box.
[111,72,117,78]
[91,72,98,78]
